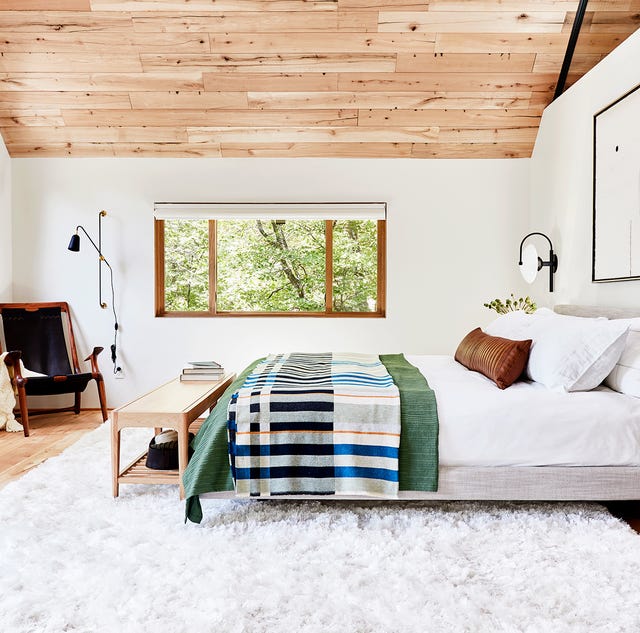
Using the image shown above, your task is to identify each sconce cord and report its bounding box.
[103,258,121,375]
[75,224,121,375]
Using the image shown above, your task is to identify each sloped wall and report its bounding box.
[530,28,640,307]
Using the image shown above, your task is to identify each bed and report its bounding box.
[186,305,640,522]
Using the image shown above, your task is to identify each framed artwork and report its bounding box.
[593,82,640,282]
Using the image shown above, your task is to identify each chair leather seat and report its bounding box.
[25,373,94,396]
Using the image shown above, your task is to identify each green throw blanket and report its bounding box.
[184,354,438,523]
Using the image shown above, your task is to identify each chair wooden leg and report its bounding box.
[16,384,30,438]
[96,378,108,422]
[74,392,81,415]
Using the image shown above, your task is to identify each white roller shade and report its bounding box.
[154,202,386,221]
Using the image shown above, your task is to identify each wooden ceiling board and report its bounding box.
[0,0,636,158]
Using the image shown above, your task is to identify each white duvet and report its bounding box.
[406,355,640,467]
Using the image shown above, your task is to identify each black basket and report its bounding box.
[146,432,195,470]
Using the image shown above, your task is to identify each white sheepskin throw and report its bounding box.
[0,352,24,432]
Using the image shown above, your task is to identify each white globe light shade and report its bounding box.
[520,243,540,284]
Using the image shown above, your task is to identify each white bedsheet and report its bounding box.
[406,355,640,467]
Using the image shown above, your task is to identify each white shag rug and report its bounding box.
[1,425,640,633]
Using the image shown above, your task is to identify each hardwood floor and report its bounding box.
[0,411,638,534]
[0,410,103,489]
[604,502,640,535]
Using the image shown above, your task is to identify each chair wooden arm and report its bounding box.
[3,350,27,385]
[84,346,105,379]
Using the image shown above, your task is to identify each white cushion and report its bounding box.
[604,319,640,398]
[485,308,629,392]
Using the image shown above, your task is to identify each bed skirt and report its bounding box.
[200,465,640,501]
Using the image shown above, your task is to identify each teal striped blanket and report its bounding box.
[184,354,438,524]
[228,352,401,497]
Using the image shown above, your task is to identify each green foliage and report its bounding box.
[484,294,537,315]
[164,218,379,313]
[333,220,378,312]
[216,219,326,312]
[164,219,209,312]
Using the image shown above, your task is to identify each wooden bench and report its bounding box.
[111,373,234,499]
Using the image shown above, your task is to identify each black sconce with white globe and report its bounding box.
[518,232,559,293]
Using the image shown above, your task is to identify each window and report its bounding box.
[154,203,386,317]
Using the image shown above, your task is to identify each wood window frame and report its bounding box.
[155,218,386,318]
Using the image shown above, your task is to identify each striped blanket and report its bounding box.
[227,352,401,497]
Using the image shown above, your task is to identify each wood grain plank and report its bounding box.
[532,52,604,72]
[129,91,248,109]
[203,72,338,92]
[589,11,640,33]
[8,142,117,156]
[90,0,338,11]
[359,108,543,127]
[0,111,64,126]
[435,32,624,54]
[62,107,358,126]
[0,72,204,92]
[131,12,338,32]
[189,125,537,145]
[396,52,536,72]
[337,0,427,9]
[437,126,539,143]
[0,0,90,9]
[0,11,132,31]
[2,125,189,143]
[0,53,143,72]
[141,53,397,72]
[187,125,440,143]
[247,90,533,109]
[7,141,222,157]
[411,142,532,158]
[220,142,415,157]
[100,142,224,156]
[337,10,378,31]
[0,91,132,109]
[338,72,557,92]
[0,32,210,53]
[378,11,567,33]
[208,32,436,53]
[425,1,629,10]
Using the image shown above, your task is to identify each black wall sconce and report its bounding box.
[518,232,559,293]
[68,210,122,375]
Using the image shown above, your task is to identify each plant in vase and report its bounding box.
[484,294,537,315]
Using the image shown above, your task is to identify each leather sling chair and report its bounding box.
[0,302,108,437]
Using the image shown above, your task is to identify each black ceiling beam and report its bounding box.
[553,0,590,100]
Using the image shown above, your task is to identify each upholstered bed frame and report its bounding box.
[202,305,640,502]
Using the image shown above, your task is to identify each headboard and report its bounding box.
[554,305,640,319]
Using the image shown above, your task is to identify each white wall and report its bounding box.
[530,28,640,307]
[12,158,529,407]
[0,137,11,301]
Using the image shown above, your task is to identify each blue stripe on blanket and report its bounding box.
[233,444,399,458]
[235,466,399,482]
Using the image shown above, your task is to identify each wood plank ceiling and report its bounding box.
[0,0,637,158]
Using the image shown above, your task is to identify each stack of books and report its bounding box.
[180,360,225,382]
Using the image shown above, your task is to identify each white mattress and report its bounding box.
[406,355,640,468]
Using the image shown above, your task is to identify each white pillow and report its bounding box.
[485,309,629,392]
[604,318,640,398]
[484,308,555,341]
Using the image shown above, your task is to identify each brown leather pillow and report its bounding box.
[454,328,532,390]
